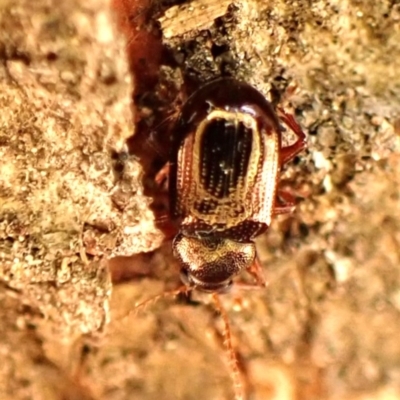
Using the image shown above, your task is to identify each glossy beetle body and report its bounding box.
[170,78,280,239]
[165,78,306,292]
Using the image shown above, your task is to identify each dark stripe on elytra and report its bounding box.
[199,118,252,199]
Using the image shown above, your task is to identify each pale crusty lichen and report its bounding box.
[0,0,158,397]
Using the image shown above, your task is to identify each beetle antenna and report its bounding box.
[212,293,244,400]
[128,285,191,317]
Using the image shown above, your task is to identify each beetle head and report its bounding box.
[173,233,255,293]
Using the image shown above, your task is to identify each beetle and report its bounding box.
[155,77,307,293]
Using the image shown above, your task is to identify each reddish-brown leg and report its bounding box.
[155,162,170,187]
[273,189,297,215]
[246,256,267,287]
[153,163,178,238]
[154,213,179,240]
[277,107,307,165]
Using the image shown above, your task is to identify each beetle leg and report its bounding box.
[277,107,307,165]
[273,189,296,215]
[246,256,267,287]
[154,213,179,239]
[150,194,179,239]
[152,163,180,238]
[154,162,170,187]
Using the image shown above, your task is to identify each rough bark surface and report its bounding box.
[0,0,400,399]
